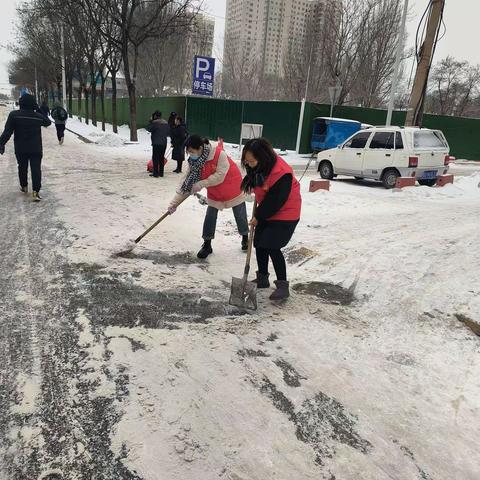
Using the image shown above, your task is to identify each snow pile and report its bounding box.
[95,133,125,147]
[397,172,480,200]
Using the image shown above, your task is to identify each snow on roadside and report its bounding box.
[66,116,313,165]
[35,120,480,479]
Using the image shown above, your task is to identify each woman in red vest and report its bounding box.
[241,138,302,301]
[168,135,249,259]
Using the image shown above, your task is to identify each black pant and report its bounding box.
[55,124,66,141]
[152,145,166,177]
[256,247,287,281]
[175,160,183,173]
[17,154,42,192]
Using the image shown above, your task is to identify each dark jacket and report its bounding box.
[0,95,51,155]
[145,118,170,146]
[170,123,187,161]
[39,104,50,117]
[51,105,68,125]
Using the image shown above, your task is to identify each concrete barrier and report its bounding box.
[395,177,416,189]
[309,180,330,192]
[436,175,454,187]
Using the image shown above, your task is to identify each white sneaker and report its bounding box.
[32,191,42,202]
[60,137,64,145]
[20,186,28,193]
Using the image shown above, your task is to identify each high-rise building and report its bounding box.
[188,14,215,60]
[224,0,327,78]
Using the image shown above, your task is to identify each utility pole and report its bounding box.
[405,0,445,126]
[61,23,67,110]
[386,0,409,126]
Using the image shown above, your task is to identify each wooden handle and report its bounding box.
[135,194,190,244]
[243,203,257,275]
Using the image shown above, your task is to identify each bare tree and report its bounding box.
[10,5,64,102]
[84,0,202,141]
[221,41,264,100]
[427,57,480,117]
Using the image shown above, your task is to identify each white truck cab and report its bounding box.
[316,126,452,188]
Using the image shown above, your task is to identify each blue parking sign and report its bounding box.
[192,56,215,96]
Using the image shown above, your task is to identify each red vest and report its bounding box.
[254,156,302,221]
[201,144,243,202]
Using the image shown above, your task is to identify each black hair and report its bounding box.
[152,110,162,119]
[241,138,277,192]
[184,134,209,150]
[175,116,183,123]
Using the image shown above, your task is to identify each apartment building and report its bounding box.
[224,0,327,77]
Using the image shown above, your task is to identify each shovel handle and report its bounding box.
[135,194,189,244]
[243,203,257,275]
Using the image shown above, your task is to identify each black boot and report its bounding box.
[197,240,213,259]
[253,271,270,288]
[241,235,248,251]
[269,280,290,301]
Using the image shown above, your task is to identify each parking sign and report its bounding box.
[192,56,215,96]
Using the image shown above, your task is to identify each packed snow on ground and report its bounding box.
[2,112,480,479]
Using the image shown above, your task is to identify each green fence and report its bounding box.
[185,97,300,150]
[69,94,480,160]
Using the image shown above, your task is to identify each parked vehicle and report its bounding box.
[311,117,370,152]
[316,126,453,188]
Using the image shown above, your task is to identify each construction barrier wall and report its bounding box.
[69,95,480,160]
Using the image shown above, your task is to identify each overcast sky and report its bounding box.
[0,0,478,92]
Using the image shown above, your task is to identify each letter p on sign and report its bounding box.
[195,58,210,77]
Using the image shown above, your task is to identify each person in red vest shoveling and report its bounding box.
[241,138,302,301]
[168,135,249,259]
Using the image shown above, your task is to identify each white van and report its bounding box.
[316,126,452,188]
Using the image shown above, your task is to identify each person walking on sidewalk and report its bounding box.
[168,135,249,259]
[0,93,51,202]
[170,116,187,173]
[39,100,50,118]
[146,111,170,178]
[51,102,68,145]
[241,138,302,301]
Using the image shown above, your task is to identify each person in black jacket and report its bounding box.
[168,112,177,130]
[145,111,170,178]
[170,116,187,173]
[51,102,68,145]
[241,138,302,301]
[0,94,51,202]
[39,100,50,118]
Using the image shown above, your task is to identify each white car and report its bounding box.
[316,126,452,188]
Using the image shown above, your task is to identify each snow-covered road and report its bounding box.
[1,111,479,480]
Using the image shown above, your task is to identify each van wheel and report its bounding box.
[319,161,334,180]
[382,168,400,189]
[354,176,364,181]
[418,179,437,187]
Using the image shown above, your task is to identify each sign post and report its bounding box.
[328,85,342,117]
[192,56,215,96]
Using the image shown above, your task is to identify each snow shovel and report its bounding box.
[229,206,257,311]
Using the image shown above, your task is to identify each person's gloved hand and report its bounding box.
[167,206,177,215]
[191,183,202,194]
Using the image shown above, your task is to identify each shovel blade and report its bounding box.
[229,276,257,310]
